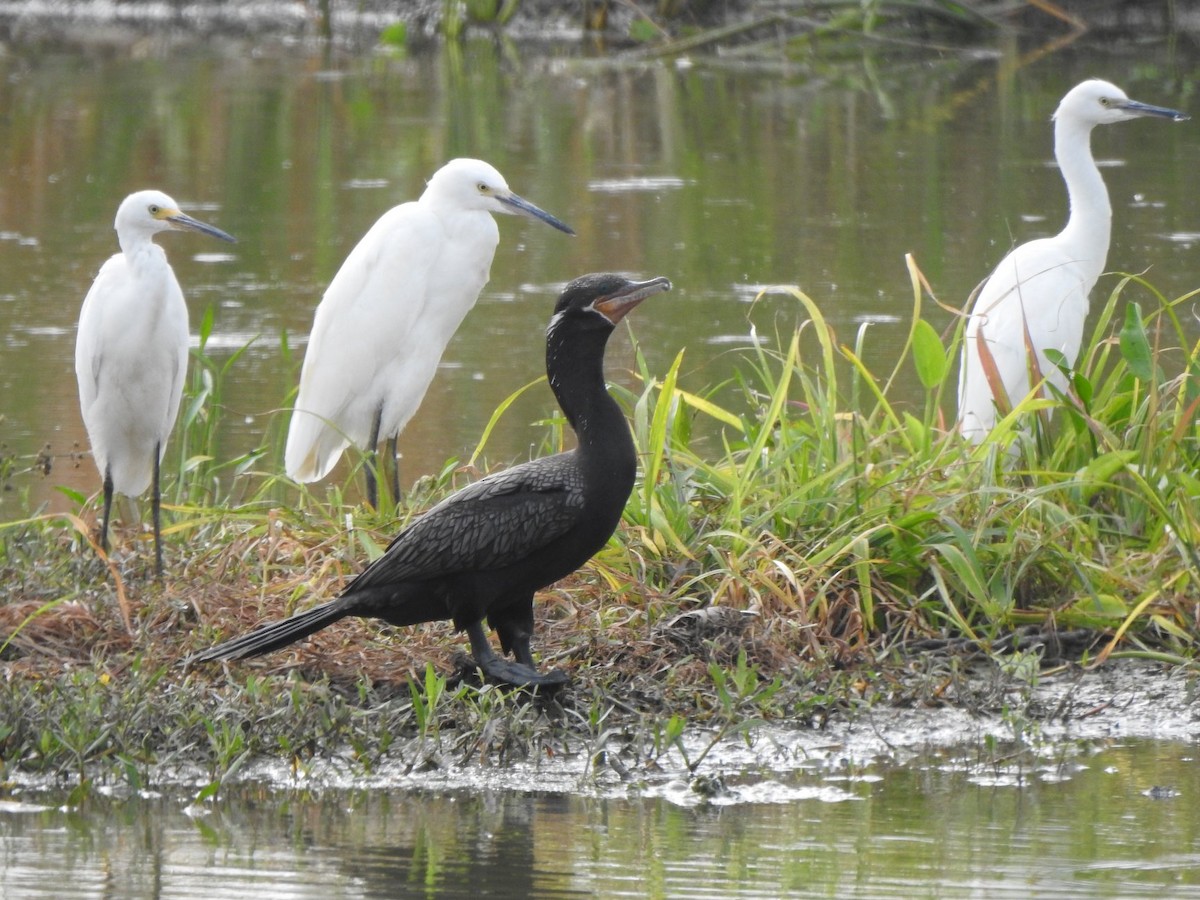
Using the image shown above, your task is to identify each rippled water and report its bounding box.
[2,736,1199,899]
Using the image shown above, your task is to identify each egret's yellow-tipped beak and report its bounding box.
[1113,97,1189,122]
[166,209,237,243]
[498,192,575,236]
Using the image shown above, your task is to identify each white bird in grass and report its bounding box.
[75,190,236,578]
[957,79,1187,443]
[283,157,575,509]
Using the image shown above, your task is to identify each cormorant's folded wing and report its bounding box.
[345,453,584,590]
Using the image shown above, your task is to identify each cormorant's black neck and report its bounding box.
[545,315,632,465]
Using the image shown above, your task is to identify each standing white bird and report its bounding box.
[284,157,574,508]
[957,80,1187,442]
[75,190,236,578]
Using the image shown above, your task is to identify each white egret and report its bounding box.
[957,80,1187,442]
[283,157,574,509]
[75,190,236,577]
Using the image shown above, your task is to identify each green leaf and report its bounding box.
[1177,471,1200,500]
[443,0,464,38]
[1077,450,1136,501]
[182,453,214,475]
[1043,347,1068,372]
[629,17,659,42]
[497,0,520,24]
[380,22,407,46]
[911,318,948,389]
[55,486,88,505]
[902,411,926,450]
[1071,370,1093,408]
[675,386,742,430]
[930,542,992,610]
[357,529,385,561]
[468,376,545,466]
[1119,301,1153,381]
[198,304,215,350]
[466,0,498,21]
[1071,593,1128,619]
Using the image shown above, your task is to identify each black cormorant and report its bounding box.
[194,272,672,686]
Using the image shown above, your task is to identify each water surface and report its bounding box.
[2,736,1199,898]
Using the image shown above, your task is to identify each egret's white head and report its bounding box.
[423,158,574,235]
[114,190,236,247]
[1054,79,1188,128]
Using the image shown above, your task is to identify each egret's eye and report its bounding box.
[477,183,489,193]
[1099,97,1111,107]
[148,204,161,215]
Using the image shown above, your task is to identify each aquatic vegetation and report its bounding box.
[609,262,1200,666]
[2,264,1200,789]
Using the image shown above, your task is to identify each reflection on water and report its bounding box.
[2,739,1199,898]
[0,34,1197,507]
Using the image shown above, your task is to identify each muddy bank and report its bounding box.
[1,638,1194,802]
[1,557,1194,799]
[295,660,1200,803]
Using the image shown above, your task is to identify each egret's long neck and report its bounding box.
[545,318,634,468]
[1055,115,1112,271]
[118,232,158,266]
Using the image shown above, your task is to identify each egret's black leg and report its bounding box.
[386,435,401,507]
[365,406,383,510]
[465,621,568,688]
[100,467,114,556]
[152,442,163,580]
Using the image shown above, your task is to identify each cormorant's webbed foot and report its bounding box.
[476,655,570,688]
[465,622,569,689]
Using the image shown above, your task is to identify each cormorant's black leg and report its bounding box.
[152,443,163,580]
[493,603,558,673]
[100,467,114,555]
[387,435,401,507]
[365,406,383,510]
[506,630,568,683]
[465,621,568,687]
[510,635,538,669]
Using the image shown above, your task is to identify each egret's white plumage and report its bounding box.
[75,189,236,576]
[957,80,1186,442]
[284,157,574,506]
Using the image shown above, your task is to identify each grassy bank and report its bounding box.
[2,261,1198,798]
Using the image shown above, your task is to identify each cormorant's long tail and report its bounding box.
[193,600,348,662]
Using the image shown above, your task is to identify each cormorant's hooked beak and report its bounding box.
[166,210,238,243]
[1115,98,1189,122]
[594,276,672,325]
[498,192,575,236]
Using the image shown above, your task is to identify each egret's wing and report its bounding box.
[74,255,126,417]
[958,238,1092,438]
[959,270,1040,426]
[345,454,584,592]
[159,279,191,461]
[285,202,440,482]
